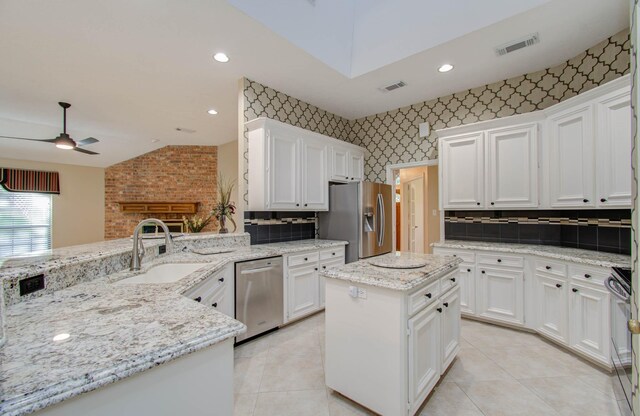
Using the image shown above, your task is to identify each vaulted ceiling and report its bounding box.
[0,0,629,167]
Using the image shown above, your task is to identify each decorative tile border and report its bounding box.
[445,215,631,228]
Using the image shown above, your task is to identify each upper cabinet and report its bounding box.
[440,132,485,209]
[246,118,366,211]
[330,145,365,182]
[438,74,631,210]
[546,105,595,208]
[486,124,538,208]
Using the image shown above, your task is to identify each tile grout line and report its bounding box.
[451,381,489,416]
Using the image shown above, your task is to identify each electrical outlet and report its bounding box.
[158,244,167,255]
[20,274,45,296]
[357,288,367,299]
[349,286,359,298]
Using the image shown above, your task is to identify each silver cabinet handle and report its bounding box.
[605,276,629,301]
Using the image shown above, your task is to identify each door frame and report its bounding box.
[385,160,442,253]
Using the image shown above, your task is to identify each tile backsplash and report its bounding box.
[244,211,317,245]
[445,210,631,255]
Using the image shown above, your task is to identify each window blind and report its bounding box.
[0,186,52,258]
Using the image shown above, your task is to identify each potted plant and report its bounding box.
[182,214,213,233]
[212,175,237,234]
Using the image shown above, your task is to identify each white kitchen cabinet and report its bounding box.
[596,89,632,207]
[440,285,461,371]
[182,264,234,318]
[440,132,485,209]
[535,273,568,344]
[546,104,595,208]
[247,118,365,211]
[319,257,345,308]
[457,265,476,315]
[408,301,441,415]
[477,267,524,326]
[330,145,349,181]
[301,138,328,210]
[569,282,610,363]
[486,123,538,208]
[348,150,365,181]
[287,263,320,322]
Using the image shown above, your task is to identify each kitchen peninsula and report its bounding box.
[322,252,462,416]
[0,233,347,416]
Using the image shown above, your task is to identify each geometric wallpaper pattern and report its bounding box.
[241,30,630,204]
[348,29,631,182]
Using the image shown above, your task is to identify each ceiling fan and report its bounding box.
[0,102,100,155]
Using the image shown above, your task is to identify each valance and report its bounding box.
[0,168,60,194]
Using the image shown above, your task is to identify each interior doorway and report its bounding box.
[388,161,440,254]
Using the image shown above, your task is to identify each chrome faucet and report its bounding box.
[130,218,173,271]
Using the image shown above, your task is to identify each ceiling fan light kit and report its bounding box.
[0,101,100,155]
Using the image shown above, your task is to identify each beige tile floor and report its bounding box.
[233,312,625,416]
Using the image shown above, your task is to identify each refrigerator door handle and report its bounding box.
[377,193,384,247]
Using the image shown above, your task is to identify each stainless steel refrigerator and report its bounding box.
[318,181,393,263]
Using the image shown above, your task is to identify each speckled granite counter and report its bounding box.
[321,252,461,291]
[0,238,347,416]
[433,240,630,268]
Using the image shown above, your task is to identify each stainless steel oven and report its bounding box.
[606,267,632,416]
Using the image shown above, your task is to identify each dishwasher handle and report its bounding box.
[240,265,278,275]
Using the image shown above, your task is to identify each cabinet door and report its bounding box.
[347,150,364,181]
[440,132,484,209]
[458,265,476,315]
[319,258,345,308]
[287,264,320,321]
[477,267,524,325]
[269,131,300,209]
[408,301,441,414]
[301,138,328,210]
[330,146,349,182]
[596,90,632,207]
[569,283,610,363]
[440,286,461,371]
[535,273,568,344]
[547,105,595,207]
[486,124,538,208]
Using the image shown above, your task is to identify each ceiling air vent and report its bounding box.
[495,33,539,56]
[379,81,407,93]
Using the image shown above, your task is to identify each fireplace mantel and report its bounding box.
[118,201,199,214]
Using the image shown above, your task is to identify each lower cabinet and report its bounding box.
[285,246,346,323]
[287,264,320,321]
[408,302,441,411]
[457,265,476,315]
[569,282,610,363]
[183,264,234,318]
[535,273,568,344]
[440,286,461,371]
[477,267,524,325]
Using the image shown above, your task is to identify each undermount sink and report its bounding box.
[117,263,207,284]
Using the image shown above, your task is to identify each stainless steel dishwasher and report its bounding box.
[235,256,283,343]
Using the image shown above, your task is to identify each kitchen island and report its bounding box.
[321,252,462,416]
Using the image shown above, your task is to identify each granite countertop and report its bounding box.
[0,238,347,416]
[433,240,630,268]
[321,252,462,291]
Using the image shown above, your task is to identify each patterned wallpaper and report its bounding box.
[240,30,630,204]
[348,30,631,182]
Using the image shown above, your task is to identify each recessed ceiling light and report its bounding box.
[151,139,160,143]
[175,127,196,133]
[53,333,70,342]
[207,109,218,115]
[213,52,229,63]
[438,64,454,73]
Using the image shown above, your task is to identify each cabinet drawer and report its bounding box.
[434,248,475,265]
[319,258,344,272]
[477,253,524,269]
[183,271,226,302]
[408,279,440,316]
[440,272,459,294]
[287,251,320,267]
[320,246,345,261]
[535,259,567,277]
[569,264,610,286]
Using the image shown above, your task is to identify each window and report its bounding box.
[0,186,52,258]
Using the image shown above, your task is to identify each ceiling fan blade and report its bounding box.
[77,137,98,146]
[72,147,99,155]
[0,135,56,143]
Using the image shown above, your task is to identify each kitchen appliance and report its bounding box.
[606,266,633,416]
[235,256,284,343]
[318,181,392,263]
